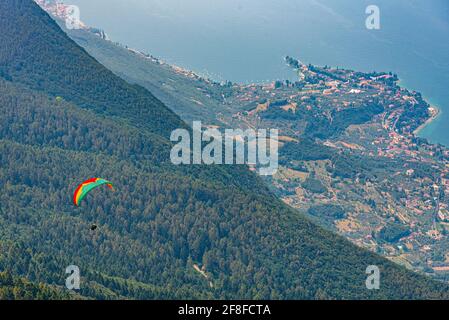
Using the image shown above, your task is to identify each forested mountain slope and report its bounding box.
[0,0,183,138]
[0,271,75,300]
[0,0,448,299]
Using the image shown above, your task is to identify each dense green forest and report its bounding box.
[0,271,74,300]
[0,0,449,300]
[0,0,183,139]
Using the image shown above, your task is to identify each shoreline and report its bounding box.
[44,1,443,141]
[396,78,441,137]
[413,105,441,136]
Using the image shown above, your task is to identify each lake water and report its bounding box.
[65,0,449,146]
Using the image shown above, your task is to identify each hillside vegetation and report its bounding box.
[0,0,448,299]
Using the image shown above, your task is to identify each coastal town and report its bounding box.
[191,56,449,280]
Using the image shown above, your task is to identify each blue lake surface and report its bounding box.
[65,0,449,145]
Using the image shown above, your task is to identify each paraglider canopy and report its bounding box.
[73,178,114,206]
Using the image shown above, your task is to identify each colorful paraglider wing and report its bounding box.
[73,178,114,206]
